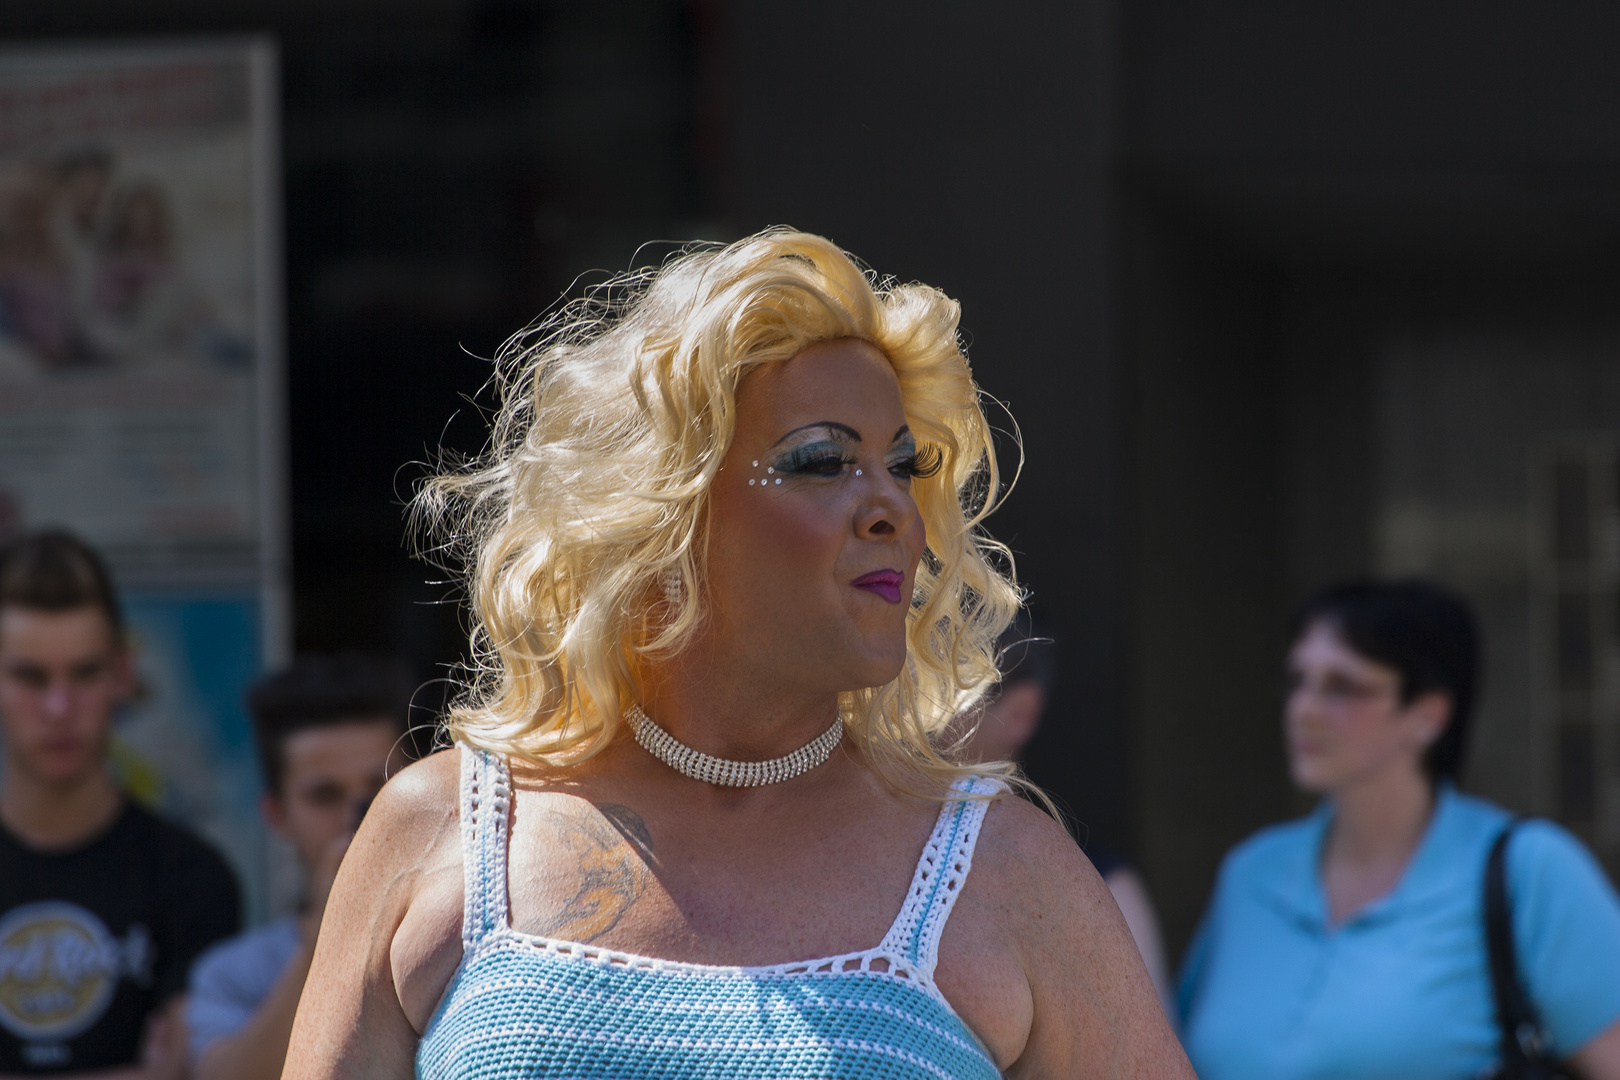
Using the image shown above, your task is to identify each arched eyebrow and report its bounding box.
[768,422,913,448]
[769,421,859,447]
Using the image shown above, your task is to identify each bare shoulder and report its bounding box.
[284,750,464,1079]
[351,747,464,918]
[971,791,1109,912]
[964,789,1124,985]
[329,747,462,928]
[968,791,1195,1079]
[370,747,460,834]
[325,748,462,973]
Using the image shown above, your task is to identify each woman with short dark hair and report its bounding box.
[1180,580,1620,1079]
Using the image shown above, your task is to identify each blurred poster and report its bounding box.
[0,41,287,917]
[114,595,265,877]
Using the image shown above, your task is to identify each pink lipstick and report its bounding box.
[852,569,905,605]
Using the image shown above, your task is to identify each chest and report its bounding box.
[1,840,163,931]
[1186,891,1497,1080]
[419,943,1005,1080]
[1322,857,1409,927]
[0,837,168,1067]
[393,782,1031,1070]
[0,839,169,997]
[502,791,930,965]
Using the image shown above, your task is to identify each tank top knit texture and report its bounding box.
[415,747,1004,1080]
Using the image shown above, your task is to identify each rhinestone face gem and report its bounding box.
[625,704,843,787]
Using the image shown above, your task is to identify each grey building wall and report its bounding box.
[722,2,1134,855]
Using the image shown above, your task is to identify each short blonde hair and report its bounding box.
[415,228,1022,792]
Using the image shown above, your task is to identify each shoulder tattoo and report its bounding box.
[530,802,653,943]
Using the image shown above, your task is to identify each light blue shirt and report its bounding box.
[1180,786,1620,1080]
[185,916,301,1062]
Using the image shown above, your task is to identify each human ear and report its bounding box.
[1405,691,1453,749]
[1000,682,1046,744]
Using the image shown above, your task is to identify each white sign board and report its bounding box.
[0,39,288,918]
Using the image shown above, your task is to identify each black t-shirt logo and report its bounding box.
[0,902,151,1042]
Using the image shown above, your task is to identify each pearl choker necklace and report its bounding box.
[625,704,843,787]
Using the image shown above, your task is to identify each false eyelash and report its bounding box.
[908,443,944,480]
[779,446,852,475]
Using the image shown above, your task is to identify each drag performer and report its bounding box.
[283,229,1190,1079]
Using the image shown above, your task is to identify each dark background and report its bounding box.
[10,0,1620,957]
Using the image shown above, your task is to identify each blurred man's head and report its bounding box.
[249,656,414,873]
[961,616,1056,764]
[0,531,131,789]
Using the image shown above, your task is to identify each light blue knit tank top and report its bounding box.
[415,747,1004,1079]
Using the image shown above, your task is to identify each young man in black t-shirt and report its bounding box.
[0,531,240,1077]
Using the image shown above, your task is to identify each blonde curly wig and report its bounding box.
[414,228,1023,792]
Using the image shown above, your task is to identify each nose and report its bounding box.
[854,470,920,540]
[42,681,72,719]
[1284,679,1323,729]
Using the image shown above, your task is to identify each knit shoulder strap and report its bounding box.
[458,745,512,947]
[877,775,1002,980]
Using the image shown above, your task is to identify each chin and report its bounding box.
[1289,759,1336,796]
[842,646,908,691]
[38,761,101,787]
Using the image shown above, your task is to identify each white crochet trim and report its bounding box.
[459,743,512,948]
[456,745,1000,998]
[877,772,998,977]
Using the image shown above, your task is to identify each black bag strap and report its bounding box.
[1485,819,1551,1069]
